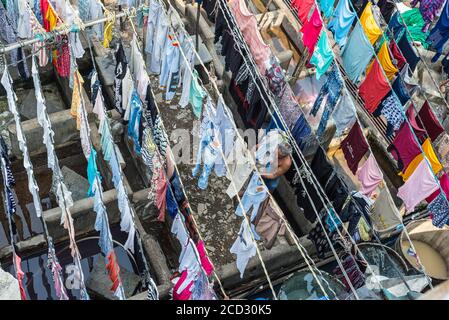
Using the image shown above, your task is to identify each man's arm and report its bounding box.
[260,157,292,179]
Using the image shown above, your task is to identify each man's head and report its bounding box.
[278,141,292,158]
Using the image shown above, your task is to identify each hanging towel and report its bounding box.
[360,2,383,45]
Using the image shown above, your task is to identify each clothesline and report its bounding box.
[122,12,226,299]
[279,0,435,286]
[215,0,385,296]
[153,0,360,298]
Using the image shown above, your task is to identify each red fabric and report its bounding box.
[291,0,314,23]
[417,100,444,141]
[358,60,391,113]
[341,122,369,174]
[388,123,421,171]
[173,271,193,300]
[197,240,213,276]
[14,253,27,300]
[426,173,449,202]
[406,104,427,143]
[300,9,322,58]
[55,37,71,78]
[106,251,121,292]
[40,0,50,31]
[389,41,406,70]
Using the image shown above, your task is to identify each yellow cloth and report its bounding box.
[360,2,383,45]
[103,20,114,48]
[366,42,398,80]
[71,71,84,130]
[399,138,443,181]
[46,5,58,31]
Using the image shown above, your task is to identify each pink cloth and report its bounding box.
[426,173,449,203]
[156,169,168,222]
[356,154,384,197]
[397,159,440,212]
[300,9,322,58]
[173,271,193,300]
[14,253,27,300]
[229,0,271,73]
[197,240,214,276]
[291,0,314,23]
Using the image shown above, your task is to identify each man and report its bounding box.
[259,141,293,192]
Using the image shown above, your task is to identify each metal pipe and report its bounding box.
[0,12,128,54]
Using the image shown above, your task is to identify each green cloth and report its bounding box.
[401,9,430,49]
[311,31,334,80]
[189,70,207,118]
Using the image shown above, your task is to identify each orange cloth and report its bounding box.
[366,42,398,80]
[399,138,442,181]
[360,2,382,45]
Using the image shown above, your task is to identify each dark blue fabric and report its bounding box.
[427,0,449,62]
[265,111,287,132]
[397,33,420,72]
[291,114,312,150]
[392,76,410,105]
[166,183,178,219]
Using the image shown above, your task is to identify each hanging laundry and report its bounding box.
[70,70,84,130]
[389,41,407,70]
[417,101,444,141]
[342,22,374,83]
[377,0,396,22]
[388,123,422,171]
[106,250,124,296]
[391,75,410,105]
[411,0,446,33]
[399,138,442,181]
[177,239,201,293]
[13,253,27,300]
[428,192,449,228]
[366,42,398,80]
[435,133,449,173]
[320,0,336,17]
[235,173,268,239]
[189,70,207,118]
[328,0,356,48]
[114,42,128,115]
[230,220,257,278]
[373,93,404,136]
[358,60,391,113]
[291,113,313,149]
[196,240,213,276]
[229,0,271,73]
[127,91,143,154]
[397,159,440,212]
[310,64,343,136]
[103,17,114,48]
[406,104,427,143]
[397,32,420,72]
[147,6,169,74]
[47,239,69,300]
[93,183,114,256]
[159,35,181,102]
[291,0,314,22]
[179,37,195,108]
[190,271,217,300]
[225,138,253,198]
[331,92,356,136]
[17,0,32,38]
[360,1,383,44]
[254,198,294,249]
[370,187,402,231]
[87,148,101,197]
[310,31,334,79]
[300,9,323,59]
[426,173,449,203]
[356,154,383,197]
[192,105,223,190]
[427,0,449,61]
[341,122,369,174]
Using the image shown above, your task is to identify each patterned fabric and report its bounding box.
[153,115,168,158]
[411,0,446,32]
[429,192,449,228]
[379,94,404,133]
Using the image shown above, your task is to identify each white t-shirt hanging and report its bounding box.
[230,220,257,278]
